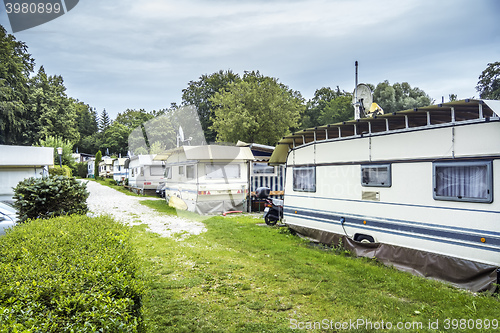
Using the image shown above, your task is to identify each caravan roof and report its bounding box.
[270,99,500,165]
[154,145,254,161]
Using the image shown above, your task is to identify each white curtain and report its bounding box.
[436,164,488,199]
[205,164,240,179]
[293,167,316,192]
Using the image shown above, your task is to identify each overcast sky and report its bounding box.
[1,0,499,119]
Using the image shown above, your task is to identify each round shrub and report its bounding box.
[13,176,89,222]
[49,165,72,177]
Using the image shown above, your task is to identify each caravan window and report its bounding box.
[164,166,172,179]
[179,165,185,176]
[205,164,240,179]
[361,164,391,187]
[150,165,164,176]
[253,162,275,175]
[433,161,492,203]
[186,165,196,180]
[293,166,316,192]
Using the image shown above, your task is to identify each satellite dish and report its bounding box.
[176,126,192,147]
[353,83,373,119]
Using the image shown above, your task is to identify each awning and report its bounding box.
[154,145,255,161]
[269,99,500,164]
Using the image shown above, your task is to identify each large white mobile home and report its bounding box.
[126,155,165,191]
[154,145,254,214]
[270,99,500,291]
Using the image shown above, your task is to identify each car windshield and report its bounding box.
[0,202,17,215]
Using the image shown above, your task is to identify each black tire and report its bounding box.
[354,234,375,243]
[264,215,278,226]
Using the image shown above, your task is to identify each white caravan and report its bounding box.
[113,158,128,184]
[270,99,500,291]
[126,155,165,191]
[154,145,254,214]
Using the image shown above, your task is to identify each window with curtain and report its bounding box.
[150,165,164,176]
[164,166,172,179]
[205,164,240,179]
[433,161,492,203]
[186,165,196,180]
[293,166,316,192]
[361,164,391,187]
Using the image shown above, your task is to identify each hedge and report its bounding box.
[0,215,145,332]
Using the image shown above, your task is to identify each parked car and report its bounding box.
[0,201,18,236]
[156,182,166,198]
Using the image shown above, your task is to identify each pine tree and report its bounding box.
[99,109,111,132]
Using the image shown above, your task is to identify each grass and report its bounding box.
[131,200,500,332]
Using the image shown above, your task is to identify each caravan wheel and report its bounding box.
[354,234,375,243]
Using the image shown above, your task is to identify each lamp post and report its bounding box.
[57,147,63,168]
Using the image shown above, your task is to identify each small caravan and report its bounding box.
[270,99,500,291]
[113,158,128,184]
[154,145,254,214]
[126,155,165,191]
[98,157,114,178]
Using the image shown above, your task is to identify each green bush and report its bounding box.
[49,165,73,177]
[105,178,118,186]
[13,176,89,222]
[0,215,145,332]
[76,162,88,178]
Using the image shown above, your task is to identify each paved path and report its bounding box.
[85,181,206,238]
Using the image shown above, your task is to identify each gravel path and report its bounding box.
[85,181,206,238]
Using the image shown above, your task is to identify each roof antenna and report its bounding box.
[355,61,359,120]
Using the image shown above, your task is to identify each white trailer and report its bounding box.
[126,155,165,191]
[0,145,53,202]
[113,158,128,184]
[270,99,500,291]
[154,145,254,214]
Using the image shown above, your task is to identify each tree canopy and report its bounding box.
[373,81,432,113]
[476,62,500,100]
[181,70,240,143]
[0,25,34,145]
[300,87,353,129]
[210,71,304,145]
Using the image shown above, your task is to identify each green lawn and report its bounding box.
[133,200,499,332]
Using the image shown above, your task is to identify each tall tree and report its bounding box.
[114,109,154,129]
[0,25,35,145]
[182,70,241,143]
[103,122,130,157]
[94,150,102,180]
[373,80,432,113]
[476,62,500,100]
[74,100,98,153]
[99,109,111,132]
[210,72,305,145]
[29,66,80,144]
